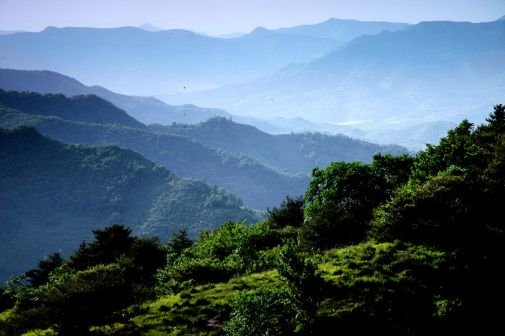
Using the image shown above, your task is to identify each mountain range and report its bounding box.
[0,126,259,281]
[175,20,505,123]
[0,68,447,150]
[0,19,409,95]
[0,91,308,210]
[0,68,231,125]
[167,19,505,147]
[0,90,406,209]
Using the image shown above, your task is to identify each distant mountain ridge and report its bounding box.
[0,68,231,124]
[275,18,409,44]
[0,126,258,281]
[0,18,410,95]
[0,25,336,95]
[176,20,505,145]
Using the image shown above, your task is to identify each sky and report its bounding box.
[0,0,504,35]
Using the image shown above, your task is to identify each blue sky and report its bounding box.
[1,0,504,35]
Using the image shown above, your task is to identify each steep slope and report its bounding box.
[275,18,409,44]
[0,26,336,95]
[0,127,259,281]
[0,68,231,124]
[150,117,408,175]
[181,20,505,128]
[0,102,308,210]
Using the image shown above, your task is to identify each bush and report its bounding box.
[225,288,295,336]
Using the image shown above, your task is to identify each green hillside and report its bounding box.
[0,127,259,282]
[1,105,504,335]
[0,106,308,209]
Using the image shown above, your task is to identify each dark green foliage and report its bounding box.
[156,221,282,292]
[315,242,457,335]
[16,263,133,335]
[371,153,414,190]
[301,162,387,248]
[370,171,484,248]
[0,287,15,312]
[3,105,505,335]
[225,288,294,336]
[485,103,505,133]
[410,120,483,183]
[25,253,63,287]
[166,229,193,258]
[277,243,324,333]
[267,196,304,229]
[68,225,134,270]
[0,225,167,335]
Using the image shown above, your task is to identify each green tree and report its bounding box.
[370,169,484,248]
[25,253,63,287]
[485,104,505,133]
[68,224,134,269]
[267,196,304,229]
[301,162,386,248]
[225,288,294,336]
[410,120,483,183]
[166,229,193,258]
[276,243,324,333]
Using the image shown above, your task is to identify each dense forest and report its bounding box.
[1,105,503,335]
[0,127,258,282]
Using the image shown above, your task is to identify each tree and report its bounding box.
[225,288,294,336]
[68,224,134,269]
[485,104,505,133]
[276,243,324,333]
[301,162,386,248]
[371,153,414,190]
[370,169,484,249]
[267,196,304,229]
[25,253,63,287]
[166,229,193,258]
[410,120,483,183]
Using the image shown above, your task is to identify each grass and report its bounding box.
[90,270,282,335]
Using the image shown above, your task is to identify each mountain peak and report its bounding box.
[245,26,273,37]
[139,23,163,32]
[497,15,505,21]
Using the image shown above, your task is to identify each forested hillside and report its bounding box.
[151,117,407,174]
[2,105,503,335]
[0,127,258,282]
[0,90,144,128]
[0,92,309,209]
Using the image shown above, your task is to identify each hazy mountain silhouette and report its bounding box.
[275,18,409,44]
[139,23,163,32]
[0,68,231,124]
[0,26,336,95]
[177,20,505,147]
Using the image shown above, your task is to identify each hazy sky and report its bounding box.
[1,0,504,35]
